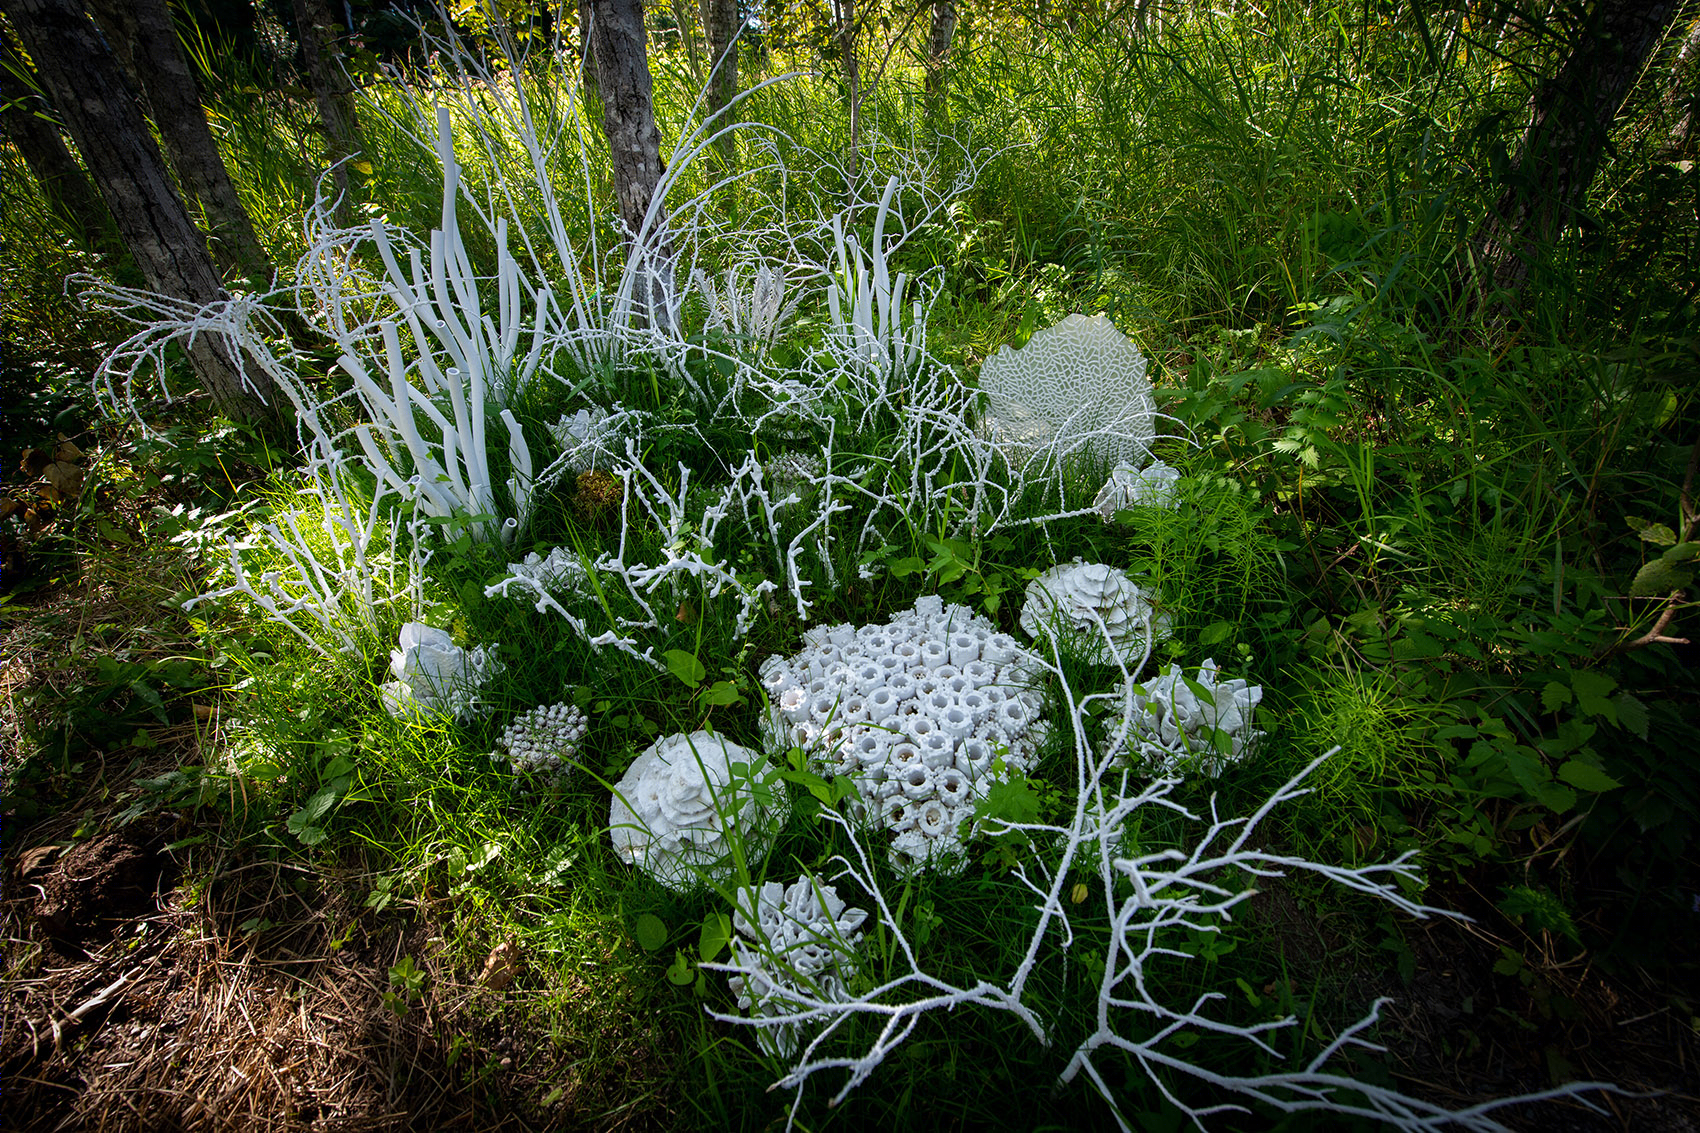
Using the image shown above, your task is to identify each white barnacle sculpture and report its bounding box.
[760,596,1047,872]
[494,702,589,784]
[728,876,869,1057]
[609,730,779,892]
[1094,459,1181,520]
[1019,560,1172,667]
[979,314,1156,471]
[380,622,500,722]
[1108,658,1264,778]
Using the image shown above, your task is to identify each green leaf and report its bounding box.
[1198,621,1234,646]
[699,912,732,963]
[663,649,706,689]
[699,679,742,707]
[633,913,668,952]
[1637,523,1678,547]
[1557,759,1622,793]
[887,556,926,578]
[1533,782,1577,815]
[665,948,694,985]
[1539,681,1572,713]
[1569,670,1618,722]
[1615,692,1649,740]
[1630,557,1694,597]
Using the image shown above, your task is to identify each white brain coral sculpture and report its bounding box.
[494,702,588,784]
[609,730,779,892]
[728,876,869,1057]
[979,313,1156,467]
[1093,459,1182,520]
[1019,561,1172,667]
[760,596,1048,872]
[380,622,500,722]
[1109,658,1264,778]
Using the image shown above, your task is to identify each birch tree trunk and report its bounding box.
[924,0,958,126]
[290,0,360,225]
[1,0,280,423]
[1478,0,1681,294]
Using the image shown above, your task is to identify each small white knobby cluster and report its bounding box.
[763,452,825,503]
[1094,459,1181,519]
[1110,658,1264,778]
[1020,561,1172,667]
[380,622,499,721]
[494,702,588,784]
[760,596,1046,871]
[729,876,869,1057]
[609,730,777,892]
[979,313,1156,469]
[502,546,588,594]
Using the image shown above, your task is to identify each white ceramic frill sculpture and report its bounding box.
[1094,459,1182,520]
[760,596,1048,873]
[380,622,499,721]
[1019,561,1171,667]
[494,702,588,785]
[728,876,869,1057]
[609,730,781,892]
[1109,658,1263,778]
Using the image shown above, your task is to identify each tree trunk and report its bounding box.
[833,0,860,178]
[0,42,113,244]
[579,0,600,108]
[1663,17,1700,154]
[589,0,672,324]
[2,0,279,424]
[86,0,275,281]
[1478,0,1682,294]
[701,0,736,160]
[290,0,360,226]
[923,0,957,126]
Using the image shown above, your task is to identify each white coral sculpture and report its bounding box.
[500,546,589,595]
[1107,658,1263,778]
[548,406,623,476]
[494,702,589,784]
[380,622,500,722]
[695,263,801,358]
[760,596,1046,872]
[1019,561,1172,668]
[609,730,781,892]
[1093,459,1181,520]
[729,876,869,1058]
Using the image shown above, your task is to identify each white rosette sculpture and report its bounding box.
[1019,561,1172,667]
[494,702,589,785]
[500,546,589,594]
[760,596,1048,872]
[979,313,1156,470]
[1094,459,1182,519]
[609,730,781,892]
[380,622,499,721]
[728,876,869,1057]
[1109,659,1264,778]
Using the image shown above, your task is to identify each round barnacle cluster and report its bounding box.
[728,876,869,1057]
[1019,560,1172,667]
[493,702,588,785]
[1107,658,1264,779]
[759,596,1047,872]
[609,730,781,892]
[763,452,825,502]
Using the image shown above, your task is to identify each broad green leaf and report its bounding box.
[633,913,668,952]
[1569,670,1618,722]
[698,912,732,963]
[1557,759,1622,793]
[663,649,706,689]
[1539,681,1572,713]
[699,680,742,707]
[1636,523,1677,546]
[1533,782,1577,814]
[1198,621,1234,646]
[1630,557,1694,597]
[1615,692,1650,740]
[666,949,694,985]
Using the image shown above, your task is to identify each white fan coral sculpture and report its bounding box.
[495,702,589,784]
[1093,459,1181,519]
[610,730,782,891]
[729,876,870,1058]
[979,314,1156,477]
[1107,658,1263,778]
[1019,561,1172,667]
[380,622,499,722]
[760,596,1047,871]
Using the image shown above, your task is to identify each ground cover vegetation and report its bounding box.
[3,0,1698,1129]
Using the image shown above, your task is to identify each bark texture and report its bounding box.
[290,0,360,225]
[0,45,112,243]
[924,0,958,125]
[2,0,278,423]
[833,0,860,176]
[590,0,666,240]
[85,0,274,280]
[701,0,737,158]
[1479,0,1682,293]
